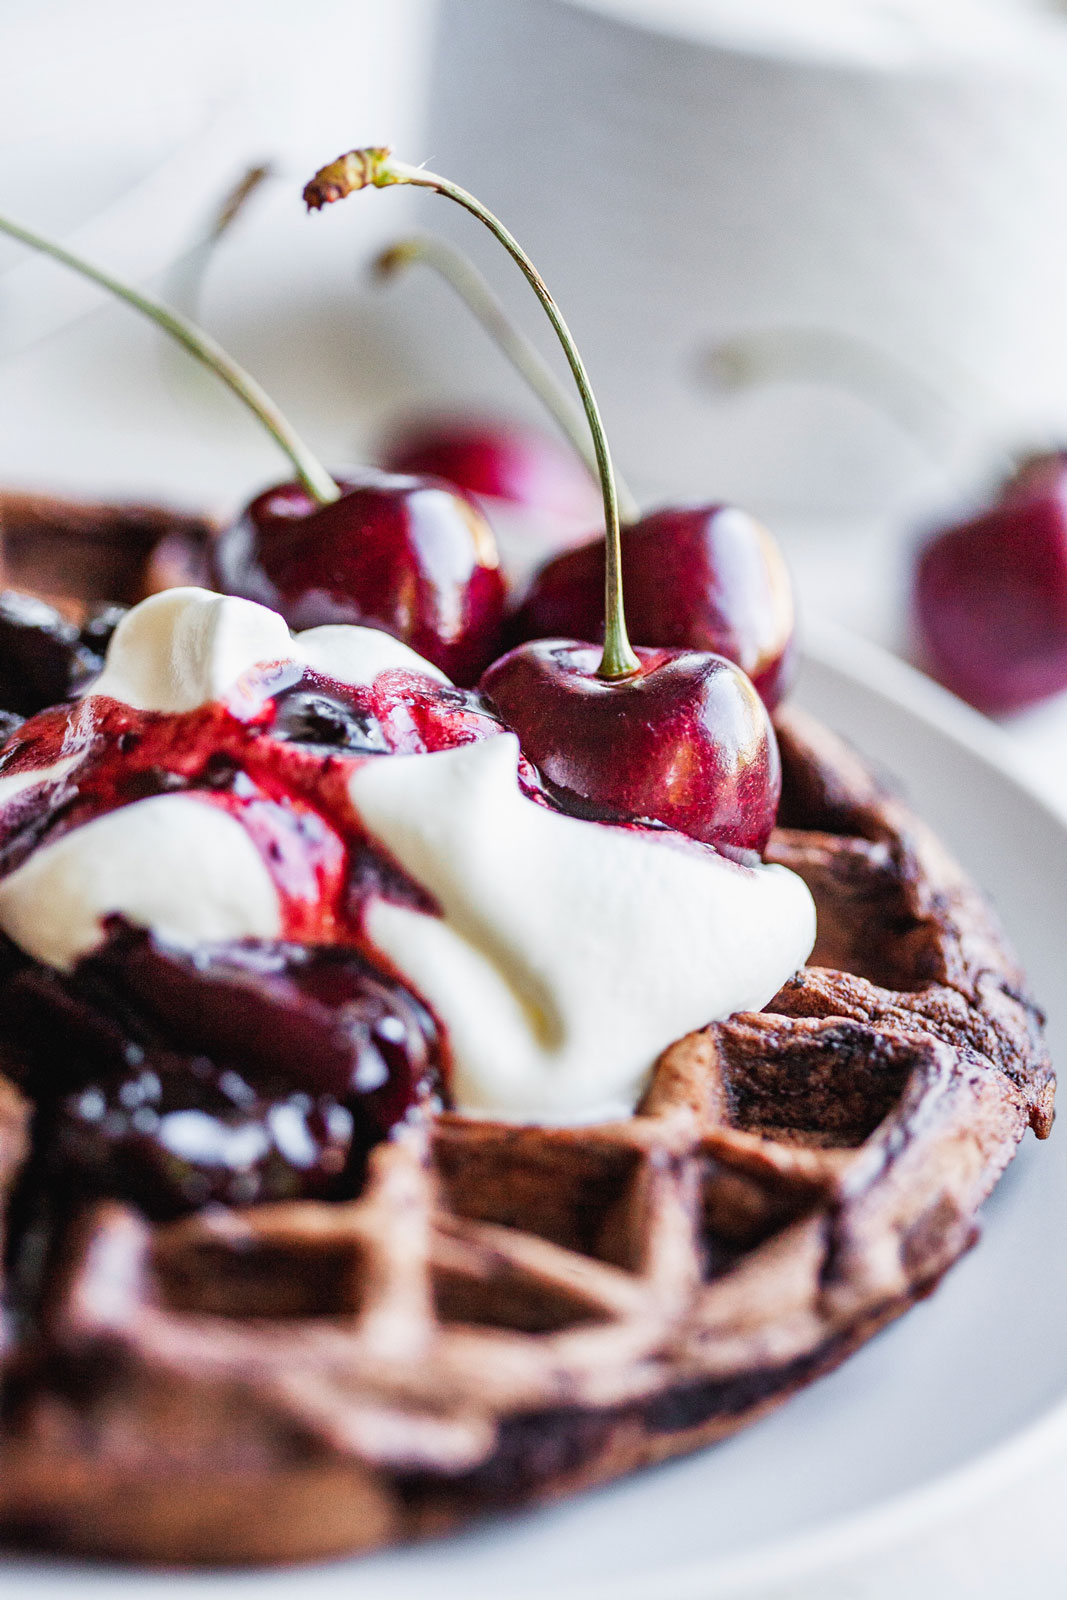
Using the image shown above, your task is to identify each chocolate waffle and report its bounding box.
[0,496,1053,1566]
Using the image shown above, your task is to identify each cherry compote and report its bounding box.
[1,924,441,1219]
[0,660,511,1217]
[0,591,123,717]
[0,663,503,929]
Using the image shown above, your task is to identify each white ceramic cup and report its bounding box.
[413,0,1067,518]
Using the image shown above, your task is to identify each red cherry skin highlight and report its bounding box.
[481,640,781,854]
[214,469,506,686]
[508,504,796,710]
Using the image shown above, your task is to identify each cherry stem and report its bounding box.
[373,233,639,524]
[307,147,639,681]
[0,209,339,507]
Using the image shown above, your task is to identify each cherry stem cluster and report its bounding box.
[373,233,639,524]
[308,147,639,681]
[0,210,339,508]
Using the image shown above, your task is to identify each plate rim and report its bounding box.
[553,616,1067,1600]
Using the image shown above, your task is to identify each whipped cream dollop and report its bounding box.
[0,589,815,1122]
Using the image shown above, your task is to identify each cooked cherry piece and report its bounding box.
[50,1061,358,1219]
[269,672,501,758]
[83,927,441,1130]
[383,416,602,523]
[214,468,506,686]
[1,925,442,1219]
[270,684,393,754]
[79,601,126,659]
[0,590,110,716]
[914,451,1067,714]
[481,641,781,854]
[509,505,796,710]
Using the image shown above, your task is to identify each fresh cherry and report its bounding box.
[304,147,784,855]
[482,642,780,853]
[213,468,506,685]
[914,450,1067,714]
[509,504,796,710]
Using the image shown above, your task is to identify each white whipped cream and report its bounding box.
[352,734,814,1120]
[0,795,282,967]
[91,587,450,711]
[0,589,816,1121]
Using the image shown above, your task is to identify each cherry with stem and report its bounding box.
[0,209,506,684]
[373,233,638,522]
[305,148,781,851]
[306,147,637,683]
[370,220,795,708]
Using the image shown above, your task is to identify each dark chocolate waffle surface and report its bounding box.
[0,674,1052,1566]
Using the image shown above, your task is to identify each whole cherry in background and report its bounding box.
[915,449,1067,715]
[371,233,616,588]
[510,503,795,710]
[0,212,506,688]
[369,230,796,707]
[384,411,601,524]
[305,147,782,854]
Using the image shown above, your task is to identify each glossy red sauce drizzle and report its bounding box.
[0,665,505,947]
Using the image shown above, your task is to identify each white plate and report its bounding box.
[4,619,1066,1599]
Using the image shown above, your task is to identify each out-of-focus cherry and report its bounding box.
[305,147,784,854]
[482,641,780,853]
[914,450,1067,714]
[381,416,601,593]
[369,235,794,684]
[510,504,795,709]
[213,468,505,685]
[382,416,601,523]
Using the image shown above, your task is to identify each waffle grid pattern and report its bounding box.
[0,497,1052,1565]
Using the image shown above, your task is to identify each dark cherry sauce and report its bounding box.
[0,666,503,935]
[0,665,504,1219]
[2,926,443,1221]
